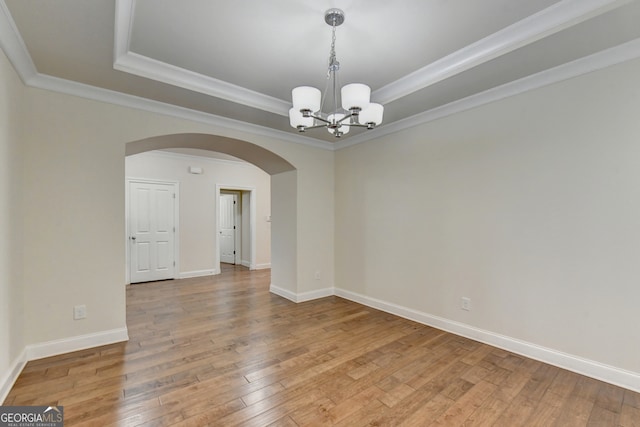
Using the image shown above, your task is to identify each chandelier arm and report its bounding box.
[298,123,330,132]
[345,122,377,130]
[306,114,332,125]
[335,112,356,124]
[345,123,368,128]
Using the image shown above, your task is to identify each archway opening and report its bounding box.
[126,133,295,174]
[125,133,297,292]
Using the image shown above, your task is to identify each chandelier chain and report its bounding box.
[328,23,339,76]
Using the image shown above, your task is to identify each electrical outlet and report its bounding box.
[314,271,321,280]
[461,297,471,311]
[74,304,87,320]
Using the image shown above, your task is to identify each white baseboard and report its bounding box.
[253,263,271,270]
[25,327,129,361]
[241,260,251,268]
[1,328,129,402]
[269,284,298,302]
[334,288,640,393]
[297,287,334,302]
[0,348,27,404]
[179,269,219,279]
[269,284,334,303]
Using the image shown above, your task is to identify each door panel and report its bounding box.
[130,181,176,283]
[135,242,150,273]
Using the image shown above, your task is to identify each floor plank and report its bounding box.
[4,265,639,426]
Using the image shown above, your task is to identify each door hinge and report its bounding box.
[173,193,176,199]
[233,226,236,229]
[173,261,176,266]
[233,251,236,254]
[173,227,175,232]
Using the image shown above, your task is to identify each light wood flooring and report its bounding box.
[4,266,640,426]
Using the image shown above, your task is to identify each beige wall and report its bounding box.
[0,47,24,394]
[22,90,129,345]
[20,84,334,346]
[271,170,298,295]
[125,151,272,275]
[5,32,639,392]
[335,57,640,374]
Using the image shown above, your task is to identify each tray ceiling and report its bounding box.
[2,0,640,149]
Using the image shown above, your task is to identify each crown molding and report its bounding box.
[372,0,631,104]
[3,0,639,153]
[0,1,334,151]
[114,0,629,112]
[0,0,37,82]
[113,0,133,58]
[113,0,290,117]
[113,51,292,117]
[31,73,334,150]
[336,37,640,150]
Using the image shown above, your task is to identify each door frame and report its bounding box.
[125,177,180,284]
[215,184,256,272]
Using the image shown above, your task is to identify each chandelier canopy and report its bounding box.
[289,9,384,138]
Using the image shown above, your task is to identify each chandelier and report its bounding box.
[289,9,384,138]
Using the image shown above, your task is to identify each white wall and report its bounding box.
[126,151,271,276]
[0,48,24,399]
[335,57,640,384]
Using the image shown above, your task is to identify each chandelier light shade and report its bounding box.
[292,86,321,112]
[358,103,384,126]
[289,108,314,128]
[341,83,370,111]
[289,9,384,138]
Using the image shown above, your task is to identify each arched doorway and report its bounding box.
[125,133,297,292]
[126,133,295,174]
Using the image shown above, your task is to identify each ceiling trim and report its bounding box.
[113,0,291,117]
[0,0,37,82]
[113,0,629,113]
[2,0,640,152]
[33,73,334,150]
[337,37,640,150]
[373,0,631,104]
[0,0,333,151]
[113,53,292,117]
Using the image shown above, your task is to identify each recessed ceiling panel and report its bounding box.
[129,0,561,99]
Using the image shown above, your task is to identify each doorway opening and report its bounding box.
[219,190,240,265]
[217,187,257,272]
[125,133,296,289]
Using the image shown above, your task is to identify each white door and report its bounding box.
[129,181,176,283]
[220,193,237,264]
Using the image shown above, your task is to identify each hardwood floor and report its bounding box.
[4,267,640,426]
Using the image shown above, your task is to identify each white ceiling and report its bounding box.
[2,0,640,149]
